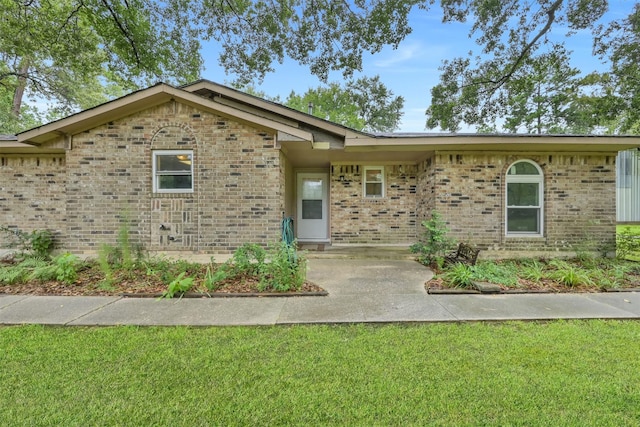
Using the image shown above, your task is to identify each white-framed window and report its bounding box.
[506,160,543,236]
[152,150,193,193]
[363,166,385,198]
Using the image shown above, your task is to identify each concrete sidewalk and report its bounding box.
[1,259,640,326]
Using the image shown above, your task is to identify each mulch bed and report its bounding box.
[0,264,326,297]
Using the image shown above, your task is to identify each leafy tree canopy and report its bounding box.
[284,76,404,132]
[426,1,640,134]
[1,0,638,135]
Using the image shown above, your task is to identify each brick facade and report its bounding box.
[330,164,418,244]
[431,152,617,255]
[0,94,623,258]
[0,155,67,245]
[2,101,284,255]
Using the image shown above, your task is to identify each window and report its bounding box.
[153,150,193,193]
[506,160,543,235]
[363,166,384,198]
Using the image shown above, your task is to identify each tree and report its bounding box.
[284,76,404,132]
[425,1,640,134]
[0,0,201,133]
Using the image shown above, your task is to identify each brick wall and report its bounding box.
[330,164,418,244]
[432,152,617,254]
[40,100,282,255]
[0,155,67,247]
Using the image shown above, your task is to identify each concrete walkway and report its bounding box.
[1,259,640,326]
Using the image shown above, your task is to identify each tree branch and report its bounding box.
[99,0,141,66]
[467,0,564,93]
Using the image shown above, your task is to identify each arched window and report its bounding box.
[506,160,543,235]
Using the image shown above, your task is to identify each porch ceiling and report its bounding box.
[280,141,432,168]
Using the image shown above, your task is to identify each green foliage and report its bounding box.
[441,263,475,289]
[425,1,639,134]
[616,226,640,260]
[547,260,593,288]
[0,226,54,259]
[97,244,115,287]
[53,253,80,285]
[284,76,404,132]
[472,261,519,287]
[520,260,545,283]
[410,211,455,266]
[161,272,195,299]
[259,242,307,292]
[201,242,307,293]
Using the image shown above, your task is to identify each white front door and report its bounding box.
[297,172,329,241]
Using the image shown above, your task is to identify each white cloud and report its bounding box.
[373,42,424,68]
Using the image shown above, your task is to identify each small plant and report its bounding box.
[97,244,115,286]
[203,264,227,291]
[442,263,475,288]
[53,253,80,284]
[231,243,266,276]
[259,241,306,292]
[162,272,194,299]
[520,260,545,283]
[410,211,456,266]
[547,260,593,288]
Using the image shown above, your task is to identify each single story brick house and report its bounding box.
[1,80,639,258]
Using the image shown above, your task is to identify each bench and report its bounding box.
[444,243,480,266]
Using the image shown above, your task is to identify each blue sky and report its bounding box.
[199,2,630,132]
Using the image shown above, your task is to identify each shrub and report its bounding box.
[259,241,307,292]
[53,253,80,284]
[616,227,640,260]
[410,211,456,266]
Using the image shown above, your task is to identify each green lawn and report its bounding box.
[2,322,640,426]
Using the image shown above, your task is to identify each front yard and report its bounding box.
[1,322,639,425]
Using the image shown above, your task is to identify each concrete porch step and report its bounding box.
[299,245,415,261]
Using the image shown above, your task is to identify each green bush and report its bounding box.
[410,211,456,266]
[53,253,80,284]
[472,261,519,287]
[259,241,307,292]
[616,226,640,260]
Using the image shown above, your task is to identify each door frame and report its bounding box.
[295,170,330,242]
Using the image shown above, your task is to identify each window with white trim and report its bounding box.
[152,150,193,193]
[506,160,543,235]
[363,166,384,198]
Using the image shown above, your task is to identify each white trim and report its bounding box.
[152,150,194,193]
[505,160,544,236]
[363,166,385,198]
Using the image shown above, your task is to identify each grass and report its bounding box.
[1,322,640,426]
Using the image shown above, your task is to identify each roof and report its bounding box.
[6,81,640,158]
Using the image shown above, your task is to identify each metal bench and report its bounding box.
[444,243,480,266]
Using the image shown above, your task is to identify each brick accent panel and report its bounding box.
[0,155,66,246]
[432,152,618,253]
[330,164,417,243]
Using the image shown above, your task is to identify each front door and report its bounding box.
[297,172,329,241]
